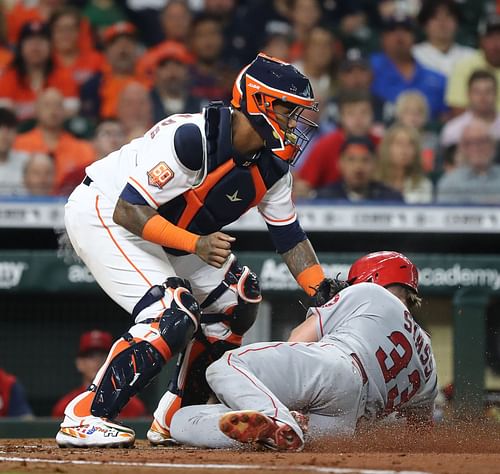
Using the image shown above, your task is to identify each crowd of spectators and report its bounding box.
[0,0,500,205]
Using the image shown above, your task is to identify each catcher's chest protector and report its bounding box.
[158,104,289,255]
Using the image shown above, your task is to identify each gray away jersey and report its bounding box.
[309,283,438,420]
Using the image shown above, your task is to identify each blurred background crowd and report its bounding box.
[1,0,500,204]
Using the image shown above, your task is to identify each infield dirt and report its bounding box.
[1,421,499,474]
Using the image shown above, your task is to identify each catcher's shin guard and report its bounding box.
[69,282,201,421]
[150,260,261,437]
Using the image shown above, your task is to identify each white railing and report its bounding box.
[1,197,500,233]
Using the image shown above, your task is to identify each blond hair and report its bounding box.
[376,123,424,188]
[394,90,430,125]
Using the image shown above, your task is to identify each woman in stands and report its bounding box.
[376,123,434,203]
[0,21,78,124]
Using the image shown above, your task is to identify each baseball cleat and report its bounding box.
[147,419,178,446]
[56,416,135,448]
[290,410,309,434]
[218,410,304,452]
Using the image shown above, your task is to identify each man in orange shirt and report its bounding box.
[14,88,95,195]
[52,330,146,419]
[80,22,146,122]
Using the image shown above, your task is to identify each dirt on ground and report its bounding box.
[1,422,499,474]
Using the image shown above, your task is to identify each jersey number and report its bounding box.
[376,331,421,412]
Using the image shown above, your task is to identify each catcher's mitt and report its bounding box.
[311,276,349,307]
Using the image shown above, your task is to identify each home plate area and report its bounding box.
[1,422,499,474]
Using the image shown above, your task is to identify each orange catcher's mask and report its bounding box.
[231,53,319,165]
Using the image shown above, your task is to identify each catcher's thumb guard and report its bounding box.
[310,276,349,307]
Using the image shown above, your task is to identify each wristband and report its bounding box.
[296,264,325,295]
[142,214,199,253]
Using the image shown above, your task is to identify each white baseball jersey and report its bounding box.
[85,113,297,227]
[65,112,300,323]
[310,282,437,419]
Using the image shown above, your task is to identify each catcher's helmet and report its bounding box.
[231,53,319,165]
[348,251,419,292]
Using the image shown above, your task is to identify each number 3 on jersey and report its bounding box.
[376,330,421,412]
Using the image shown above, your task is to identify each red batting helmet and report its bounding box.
[347,251,419,292]
[231,53,319,165]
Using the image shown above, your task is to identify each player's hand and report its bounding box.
[195,232,235,268]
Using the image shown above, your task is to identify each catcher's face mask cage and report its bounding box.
[348,251,419,293]
[232,53,319,165]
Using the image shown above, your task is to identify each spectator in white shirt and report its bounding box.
[441,70,500,149]
[413,0,475,78]
[0,107,28,195]
[437,119,500,204]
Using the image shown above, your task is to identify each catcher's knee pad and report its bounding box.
[91,339,165,419]
[158,284,200,355]
[201,258,262,336]
[132,276,193,320]
[230,263,261,335]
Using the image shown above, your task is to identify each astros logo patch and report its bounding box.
[147,161,174,189]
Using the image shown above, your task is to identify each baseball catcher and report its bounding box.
[56,53,332,448]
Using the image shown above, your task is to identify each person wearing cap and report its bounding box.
[80,21,146,122]
[259,20,294,63]
[0,21,79,122]
[446,15,500,113]
[316,136,403,202]
[321,48,389,128]
[148,41,202,123]
[136,1,193,84]
[370,14,447,121]
[52,330,146,419]
[413,0,475,78]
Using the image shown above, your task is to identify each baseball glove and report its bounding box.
[311,276,349,307]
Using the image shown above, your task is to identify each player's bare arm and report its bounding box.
[288,315,319,342]
[113,197,157,236]
[113,198,235,268]
[281,239,324,294]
